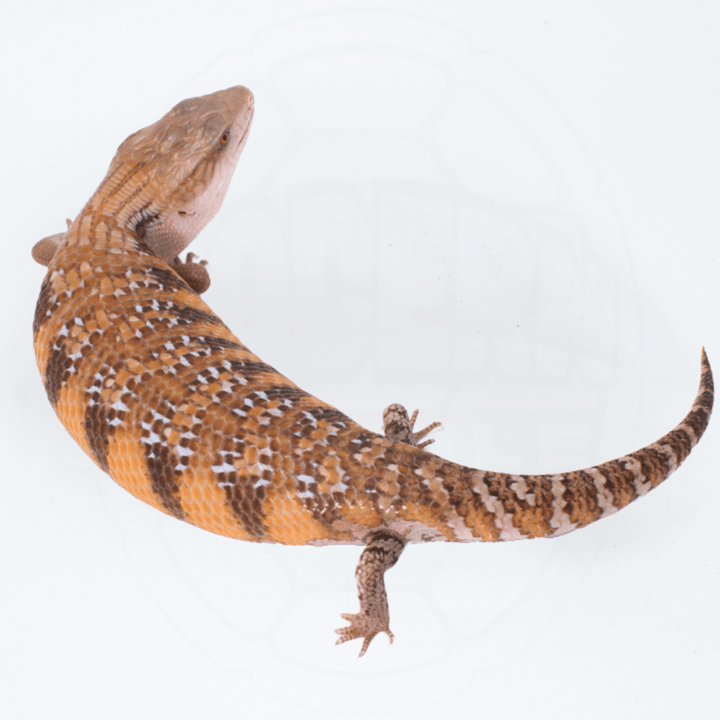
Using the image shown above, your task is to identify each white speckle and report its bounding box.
[497,517,524,541]
[647,442,679,473]
[510,475,529,500]
[587,467,617,515]
[141,421,162,445]
[446,515,475,541]
[212,462,236,473]
[548,475,577,536]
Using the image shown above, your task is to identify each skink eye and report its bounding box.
[219,130,230,146]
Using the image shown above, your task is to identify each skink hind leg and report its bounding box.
[382,403,442,448]
[334,403,441,655]
[335,532,406,656]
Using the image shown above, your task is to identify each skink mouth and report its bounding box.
[235,110,254,151]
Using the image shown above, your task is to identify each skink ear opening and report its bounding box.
[130,208,161,240]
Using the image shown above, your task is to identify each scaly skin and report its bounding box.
[33,86,713,656]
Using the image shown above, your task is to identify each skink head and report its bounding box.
[93,85,255,261]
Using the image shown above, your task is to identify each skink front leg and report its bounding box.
[170,252,211,294]
[31,218,73,266]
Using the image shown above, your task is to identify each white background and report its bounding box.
[2,2,718,718]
